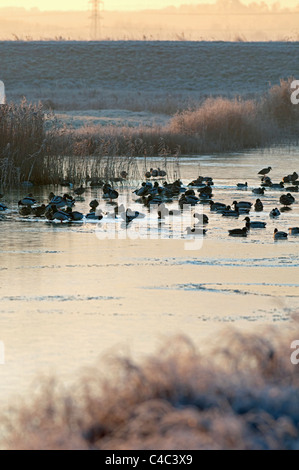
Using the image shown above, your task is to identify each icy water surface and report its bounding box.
[0,146,299,405]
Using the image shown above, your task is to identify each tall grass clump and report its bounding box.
[167,78,299,153]
[3,316,299,450]
[0,100,46,187]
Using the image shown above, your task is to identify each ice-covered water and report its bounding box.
[0,146,298,405]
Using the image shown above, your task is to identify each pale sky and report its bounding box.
[0,0,298,11]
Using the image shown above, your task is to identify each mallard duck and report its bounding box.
[74,185,85,197]
[89,199,99,211]
[31,204,46,217]
[66,207,84,221]
[252,187,265,195]
[85,212,103,220]
[121,209,145,224]
[18,194,36,206]
[254,199,263,211]
[228,227,248,237]
[283,172,298,183]
[19,206,32,216]
[157,168,167,177]
[222,206,239,217]
[243,217,267,229]
[233,200,252,209]
[209,201,227,212]
[280,193,295,207]
[270,182,284,190]
[270,208,280,218]
[273,228,288,240]
[237,182,248,189]
[103,184,119,201]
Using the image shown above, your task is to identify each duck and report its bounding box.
[157,168,167,177]
[121,209,145,224]
[252,187,265,195]
[282,172,298,183]
[243,217,267,229]
[0,203,8,211]
[233,200,252,209]
[46,205,71,223]
[103,184,119,201]
[193,213,209,224]
[222,206,239,217]
[289,227,299,235]
[228,227,248,237]
[237,182,248,189]
[273,228,288,240]
[74,185,85,197]
[261,176,272,186]
[19,206,32,216]
[209,201,228,212]
[270,208,280,218]
[85,212,103,220]
[49,194,74,209]
[66,207,84,221]
[232,201,251,214]
[280,193,295,208]
[270,182,284,190]
[254,199,263,211]
[285,186,298,192]
[198,183,213,197]
[89,199,99,211]
[31,204,46,217]
[18,194,36,206]
[258,166,272,176]
[179,194,199,208]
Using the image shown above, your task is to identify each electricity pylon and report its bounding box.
[89,0,104,40]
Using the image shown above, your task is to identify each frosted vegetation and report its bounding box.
[3,317,299,450]
[0,78,298,187]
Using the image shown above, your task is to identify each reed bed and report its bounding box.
[0,79,298,188]
[2,316,299,450]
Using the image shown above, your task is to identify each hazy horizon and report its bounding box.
[1,0,299,41]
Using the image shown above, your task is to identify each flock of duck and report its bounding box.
[0,166,298,240]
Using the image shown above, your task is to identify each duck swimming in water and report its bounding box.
[228,227,248,237]
[243,217,267,229]
[273,228,288,240]
[289,227,299,235]
[270,208,280,218]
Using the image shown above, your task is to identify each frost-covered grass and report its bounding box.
[3,316,299,450]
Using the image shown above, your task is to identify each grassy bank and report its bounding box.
[0,79,298,187]
[2,316,299,450]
